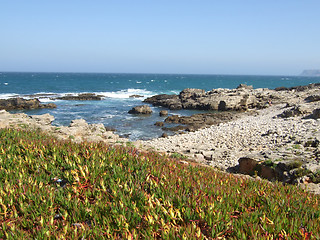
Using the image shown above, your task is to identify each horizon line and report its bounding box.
[0,70,306,77]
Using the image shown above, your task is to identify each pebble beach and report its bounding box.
[143,103,320,170]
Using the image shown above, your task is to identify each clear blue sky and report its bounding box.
[1,1,319,75]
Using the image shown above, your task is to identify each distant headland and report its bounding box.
[300,69,320,76]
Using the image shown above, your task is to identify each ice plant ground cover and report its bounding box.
[0,128,319,239]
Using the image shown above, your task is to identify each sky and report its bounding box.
[1,1,320,75]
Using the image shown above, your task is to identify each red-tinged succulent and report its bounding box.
[0,128,319,239]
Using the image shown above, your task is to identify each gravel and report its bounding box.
[143,104,320,170]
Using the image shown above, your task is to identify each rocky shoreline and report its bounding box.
[1,83,320,193]
[144,83,320,111]
[0,110,127,145]
[140,83,320,193]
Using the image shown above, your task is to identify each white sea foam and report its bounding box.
[0,93,18,99]
[38,98,58,103]
[101,114,115,119]
[0,89,156,101]
[96,89,154,99]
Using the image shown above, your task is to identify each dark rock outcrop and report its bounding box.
[238,156,319,183]
[54,93,104,101]
[144,83,320,112]
[0,98,57,110]
[305,95,320,102]
[161,133,168,138]
[144,87,270,111]
[128,105,152,114]
[129,95,144,98]
[310,108,320,119]
[143,94,182,110]
[154,121,164,127]
[159,110,168,117]
[163,112,240,132]
[277,105,312,118]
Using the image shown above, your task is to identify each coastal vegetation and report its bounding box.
[0,128,319,239]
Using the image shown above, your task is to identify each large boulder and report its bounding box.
[128,105,153,114]
[159,110,168,117]
[0,98,57,110]
[238,157,277,181]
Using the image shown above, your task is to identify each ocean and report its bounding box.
[0,72,319,140]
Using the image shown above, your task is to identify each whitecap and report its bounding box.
[96,88,154,99]
[38,98,57,103]
[101,114,115,119]
[0,93,18,99]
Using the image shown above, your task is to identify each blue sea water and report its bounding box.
[0,72,319,140]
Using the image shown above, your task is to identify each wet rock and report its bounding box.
[162,125,186,132]
[55,93,103,101]
[129,95,144,98]
[164,115,180,124]
[143,94,182,110]
[128,105,153,114]
[0,97,57,110]
[161,133,168,138]
[154,121,164,127]
[105,126,116,132]
[164,112,239,132]
[159,110,168,117]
